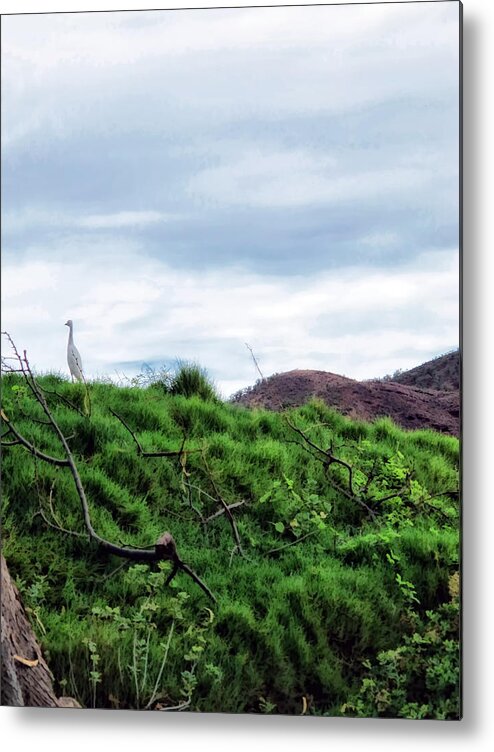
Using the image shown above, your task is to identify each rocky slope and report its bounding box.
[232,352,460,437]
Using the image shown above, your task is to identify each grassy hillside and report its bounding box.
[1,371,460,717]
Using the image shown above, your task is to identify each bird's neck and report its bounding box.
[67,325,74,344]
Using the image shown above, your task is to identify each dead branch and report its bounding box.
[204,500,246,523]
[36,383,87,419]
[201,450,246,557]
[284,417,376,519]
[110,409,201,459]
[245,343,264,381]
[2,335,216,602]
[1,412,69,467]
[267,531,317,555]
[285,417,356,495]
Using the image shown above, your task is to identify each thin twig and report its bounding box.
[34,481,89,540]
[156,698,191,712]
[245,342,264,381]
[145,621,175,710]
[110,409,201,458]
[1,414,69,466]
[33,509,89,539]
[101,561,128,581]
[285,417,356,495]
[267,531,317,555]
[204,500,246,523]
[201,450,245,557]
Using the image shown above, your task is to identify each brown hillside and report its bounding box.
[232,367,460,437]
[386,351,460,391]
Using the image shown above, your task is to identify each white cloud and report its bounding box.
[2,208,174,234]
[1,246,459,395]
[1,4,455,70]
[78,211,172,229]
[1,3,460,397]
[1,3,459,148]
[361,232,400,248]
[187,146,432,209]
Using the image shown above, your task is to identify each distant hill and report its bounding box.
[385,350,460,391]
[232,352,460,437]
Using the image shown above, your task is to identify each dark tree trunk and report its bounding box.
[1,553,79,708]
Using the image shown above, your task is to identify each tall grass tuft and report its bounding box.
[169,360,218,401]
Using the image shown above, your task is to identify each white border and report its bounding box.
[2,1,493,750]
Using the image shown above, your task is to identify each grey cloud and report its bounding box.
[2,4,459,394]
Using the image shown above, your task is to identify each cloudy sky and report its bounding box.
[1,1,460,397]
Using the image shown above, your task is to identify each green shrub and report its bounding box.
[340,575,460,720]
[169,361,218,401]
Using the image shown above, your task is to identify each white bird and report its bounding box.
[65,319,84,382]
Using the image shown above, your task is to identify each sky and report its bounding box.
[1,1,460,397]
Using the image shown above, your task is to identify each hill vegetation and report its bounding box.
[385,350,460,392]
[232,366,460,436]
[1,360,460,718]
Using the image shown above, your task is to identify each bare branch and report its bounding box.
[267,531,317,555]
[1,413,69,467]
[201,450,246,557]
[245,342,264,381]
[285,417,356,496]
[36,383,86,418]
[110,409,201,458]
[3,335,216,602]
[204,500,246,523]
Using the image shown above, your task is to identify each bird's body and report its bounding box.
[65,320,84,382]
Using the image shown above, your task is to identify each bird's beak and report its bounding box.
[64,321,69,326]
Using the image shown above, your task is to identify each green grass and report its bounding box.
[1,372,460,716]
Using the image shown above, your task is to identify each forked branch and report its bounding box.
[110,409,201,459]
[1,334,215,602]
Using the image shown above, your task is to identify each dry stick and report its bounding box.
[284,417,376,519]
[1,413,69,467]
[101,562,128,581]
[111,407,208,529]
[245,342,264,381]
[285,417,356,495]
[183,486,206,527]
[326,478,377,519]
[204,500,246,523]
[1,338,85,419]
[201,450,246,558]
[179,456,207,528]
[183,482,218,505]
[157,698,191,712]
[424,489,460,502]
[36,383,86,419]
[362,458,379,495]
[0,437,21,447]
[2,337,215,602]
[420,501,455,523]
[110,409,201,458]
[370,486,410,506]
[160,506,197,523]
[145,620,175,710]
[34,480,89,540]
[33,508,89,540]
[267,531,317,555]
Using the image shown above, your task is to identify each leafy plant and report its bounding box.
[341,576,460,719]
